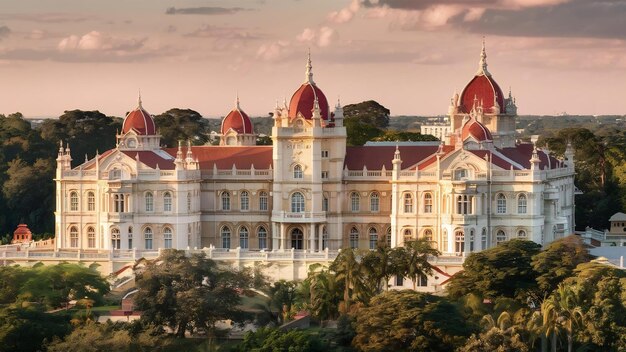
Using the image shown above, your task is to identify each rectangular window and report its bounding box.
[321,171,328,179]
[322,197,329,212]
[259,193,268,211]
[321,150,329,158]
[87,193,95,211]
[417,274,428,287]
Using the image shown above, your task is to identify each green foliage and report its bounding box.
[134,249,253,337]
[0,306,70,352]
[447,239,542,301]
[269,280,299,324]
[458,326,529,352]
[344,100,390,129]
[344,118,383,146]
[153,108,210,147]
[235,327,329,352]
[373,130,439,142]
[353,290,469,352]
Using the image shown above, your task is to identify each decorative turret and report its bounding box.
[564,140,575,169]
[477,38,490,77]
[117,93,161,150]
[288,51,330,121]
[334,97,344,127]
[220,94,256,146]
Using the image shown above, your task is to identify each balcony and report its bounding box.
[106,212,134,222]
[271,211,327,223]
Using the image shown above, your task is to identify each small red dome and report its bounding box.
[460,75,505,114]
[289,82,329,120]
[221,106,253,134]
[122,104,156,135]
[462,118,492,142]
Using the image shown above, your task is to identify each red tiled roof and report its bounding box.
[221,108,253,134]
[460,75,505,114]
[468,150,520,170]
[13,224,32,236]
[345,146,440,170]
[461,118,492,142]
[498,143,561,170]
[163,146,273,170]
[289,83,329,120]
[122,108,156,135]
[121,151,175,170]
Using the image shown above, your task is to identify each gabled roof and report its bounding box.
[122,151,175,170]
[498,144,561,170]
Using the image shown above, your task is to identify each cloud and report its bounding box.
[0,26,10,40]
[165,7,248,15]
[296,27,338,47]
[23,29,63,40]
[256,40,291,61]
[57,31,145,52]
[185,25,261,40]
[327,0,362,24]
[0,13,93,23]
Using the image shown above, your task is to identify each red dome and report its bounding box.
[221,107,253,134]
[289,82,329,120]
[461,118,492,142]
[122,105,156,135]
[460,74,505,114]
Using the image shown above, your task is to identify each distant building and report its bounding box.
[420,117,450,140]
[12,224,32,244]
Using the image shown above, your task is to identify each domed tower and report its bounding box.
[117,94,161,150]
[220,95,256,146]
[448,40,517,148]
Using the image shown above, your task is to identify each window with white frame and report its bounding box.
[163,192,172,212]
[404,193,413,213]
[114,194,125,213]
[456,195,472,214]
[454,168,468,180]
[291,228,304,249]
[221,191,231,210]
[322,196,329,212]
[240,191,249,211]
[369,227,378,250]
[321,171,329,179]
[349,227,359,249]
[424,193,433,213]
[455,231,465,254]
[350,192,360,212]
[321,150,329,158]
[164,227,173,249]
[496,230,507,245]
[259,191,268,211]
[481,228,487,250]
[87,192,95,211]
[518,230,527,238]
[70,191,79,211]
[291,192,305,213]
[469,229,475,252]
[111,228,121,249]
[258,227,267,249]
[424,229,434,248]
[518,194,527,214]
[144,228,153,250]
[497,193,507,214]
[221,226,231,249]
[128,227,133,249]
[239,227,249,249]
[87,227,95,248]
[69,226,79,247]
[293,164,303,179]
[417,273,428,287]
[145,192,154,212]
[403,229,413,244]
[370,192,380,212]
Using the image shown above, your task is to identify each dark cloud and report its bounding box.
[459,0,626,39]
[363,0,496,10]
[165,7,248,15]
[0,26,10,40]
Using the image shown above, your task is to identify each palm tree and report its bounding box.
[330,248,363,314]
[309,269,340,322]
[542,284,583,352]
[403,238,441,290]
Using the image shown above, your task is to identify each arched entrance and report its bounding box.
[291,228,304,250]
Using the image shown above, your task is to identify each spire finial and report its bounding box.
[138,89,143,108]
[235,91,240,109]
[477,37,490,76]
[305,48,314,84]
[336,95,341,108]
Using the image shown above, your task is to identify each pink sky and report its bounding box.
[0,0,625,118]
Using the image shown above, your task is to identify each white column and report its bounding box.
[280,223,285,251]
[310,223,316,252]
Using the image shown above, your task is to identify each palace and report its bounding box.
[54,43,576,286]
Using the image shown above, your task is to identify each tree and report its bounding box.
[306,268,342,321]
[133,250,252,337]
[235,327,329,352]
[0,306,70,352]
[343,100,390,146]
[541,284,583,352]
[353,290,469,352]
[344,117,383,146]
[269,280,299,324]
[153,108,210,147]
[329,248,365,313]
[531,235,591,297]
[373,130,439,142]
[401,239,441,290]
[447,239,542,301]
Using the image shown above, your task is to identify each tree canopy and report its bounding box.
[153,108,210,147]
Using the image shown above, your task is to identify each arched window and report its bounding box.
[221,191,231,210]
[239,226,249,249]
[291,228,304,250]
[349,227,359,249]
[322,227,329,250]
[69,226,78,247]
[454,231,465,254]
[518,230,527,238]
[293,164,303,179]
[517,194,527,214]
[469,229,475,252]
[258,227,268,250]
[403,229,412,244]
[454,168,468,180]
[128,226,133,249]
[87,192,95,211]
[240,191,249,211]
[457,195,472,214]
[163,192,172,212]
[370,192,379,212]
[496,230,507,245]
[291,192,305,213]
[497,193,507,214]
[87,227,95,248]
[424,229,434,248]
[164,227,173,249]
[259,191,268,211]
[114,194,125,212]
[70,191,79,211]
[481,228,487,250]
[110,228,120,249]
[404,193,413,213]
[145,192,154,212]
[144,227,153,250]
[322,196,329,212]
[386,227,392,247]
[424,193,433,213]
[350,192,360,212]
[369,227,378,250]
[221,226,231,249]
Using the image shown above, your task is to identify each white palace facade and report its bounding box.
[53,44,576,284]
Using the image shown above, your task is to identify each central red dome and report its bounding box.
[289,82,329,120]
[460,75,505,114]
[122,98,156,135]
[221,104,253,134]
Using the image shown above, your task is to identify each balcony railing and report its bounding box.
[271,211,327,223]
